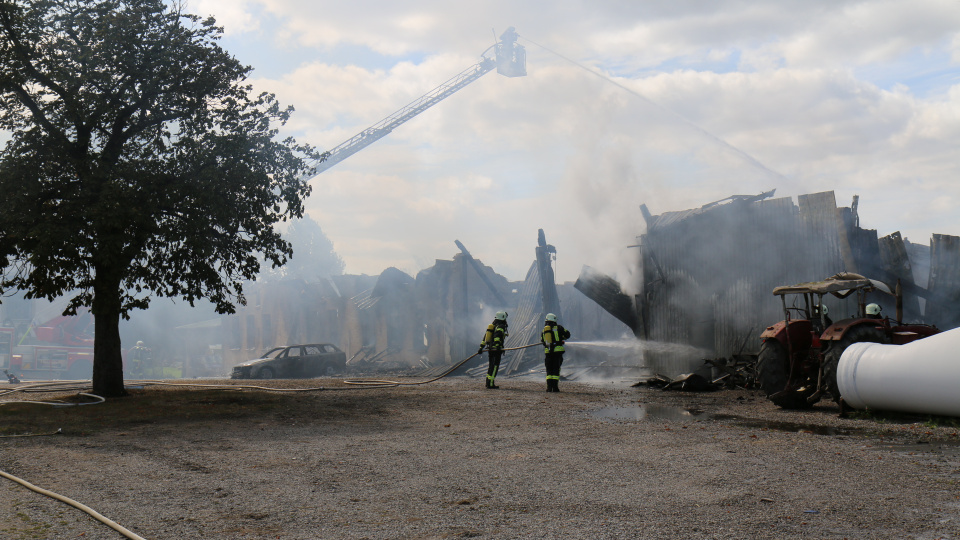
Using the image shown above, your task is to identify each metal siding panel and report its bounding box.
[928,234,960,328]
[639,191,846,377]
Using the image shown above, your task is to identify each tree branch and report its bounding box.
[0,5,78,149]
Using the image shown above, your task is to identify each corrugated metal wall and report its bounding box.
[927,234,960,328]
[501,261,543,374]
[638,191,845,377]
[878,231,922,319]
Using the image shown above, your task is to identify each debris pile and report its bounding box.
[206,230,628,375]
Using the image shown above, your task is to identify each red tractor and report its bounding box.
[757,273,939,409]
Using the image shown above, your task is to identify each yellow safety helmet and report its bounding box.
[545,313,557,323]
[865,303,882,316]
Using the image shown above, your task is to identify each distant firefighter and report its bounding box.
[478,311,509,389]
[128,340,150,378]
[541,313,571,392]
[866,303,883,320]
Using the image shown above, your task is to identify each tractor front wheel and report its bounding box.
[822,324,889,403]
[757,339,814,409]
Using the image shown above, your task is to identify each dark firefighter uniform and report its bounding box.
[128,341,148,378]
[478,315,508,389]
[542,316,570,392]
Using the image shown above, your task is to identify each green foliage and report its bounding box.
[849,408,960,428]
[0,0,321,395]
[0,0,319,317]
[923,415,960,429]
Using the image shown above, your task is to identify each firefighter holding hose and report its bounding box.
[478,311,509,389]
[542,313,570,392]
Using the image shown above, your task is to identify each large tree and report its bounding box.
[0,0,319,397]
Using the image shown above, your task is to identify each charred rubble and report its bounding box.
[187,229,630,378]
[576,190,960,383]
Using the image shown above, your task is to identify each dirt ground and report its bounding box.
[1,376,959,539]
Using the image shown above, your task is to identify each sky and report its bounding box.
[188,0,960,284]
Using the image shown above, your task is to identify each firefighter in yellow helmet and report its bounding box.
[478,311,509,389]
[865,303,882,320]
[541,313,570,392]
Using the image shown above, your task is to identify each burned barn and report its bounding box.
[577,190,960,378]
[220,276,359,367]
[213,231,628,377]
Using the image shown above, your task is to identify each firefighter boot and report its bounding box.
[552,379,560,392]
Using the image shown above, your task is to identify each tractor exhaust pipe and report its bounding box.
[837,327,960,417]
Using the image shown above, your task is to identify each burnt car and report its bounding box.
[230,344,347,379]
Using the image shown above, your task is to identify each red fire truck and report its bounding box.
[2,310,96,380]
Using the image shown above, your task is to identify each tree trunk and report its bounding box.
[91,275,127,398]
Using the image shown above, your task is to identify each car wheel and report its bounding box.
[258,367,275,379]
[324,363,338,376]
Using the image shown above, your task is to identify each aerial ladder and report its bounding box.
[311,27,526,175]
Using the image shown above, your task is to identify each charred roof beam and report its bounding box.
[454,240,508,306]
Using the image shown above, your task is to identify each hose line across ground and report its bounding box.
[343,342,542,387]
[0,342,544,401]
[0,469,147,540]
[0,342,542,538]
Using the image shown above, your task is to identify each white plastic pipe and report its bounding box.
[837,327,960,416]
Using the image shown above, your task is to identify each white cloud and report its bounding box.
[191,0,259,34]
[191,0,960,281]
[779,0,960,68]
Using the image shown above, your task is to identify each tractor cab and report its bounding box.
[758,272,939,409]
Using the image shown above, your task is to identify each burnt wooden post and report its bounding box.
[454,240,508,307]
[536,229,562,323]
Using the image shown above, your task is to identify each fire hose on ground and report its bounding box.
[342,342,542,388]
[0,342,542,539]
[0,342,543,401]
[0,467,147,540]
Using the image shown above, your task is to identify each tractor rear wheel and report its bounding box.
[757,339,814,409]
[822,324,889,403]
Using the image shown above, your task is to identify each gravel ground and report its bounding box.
[1,376,960,539]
